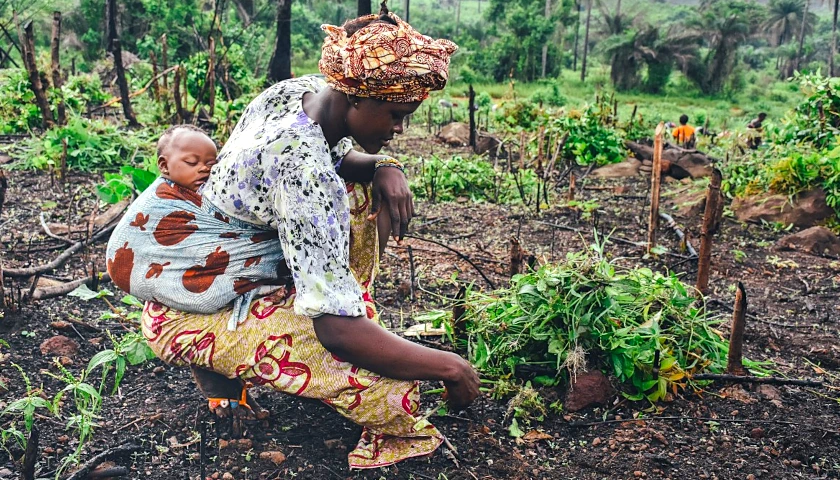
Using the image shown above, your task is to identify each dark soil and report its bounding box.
[1,132,838,480]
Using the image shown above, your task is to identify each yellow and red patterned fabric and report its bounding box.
[319,12,458,103]
[140,183,445,468]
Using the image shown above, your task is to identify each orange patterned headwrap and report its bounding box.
[319,12,458,103]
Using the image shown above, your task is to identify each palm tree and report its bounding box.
[600,23,699,92]
[686,0,764,94]
[763,0,814,47]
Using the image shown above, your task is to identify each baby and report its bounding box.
[108,125,285,418]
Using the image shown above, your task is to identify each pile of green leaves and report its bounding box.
[410,155,539,204]
[452,242,730,402]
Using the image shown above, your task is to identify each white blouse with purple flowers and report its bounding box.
[202,76,364,319]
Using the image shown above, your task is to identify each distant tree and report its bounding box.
[267,0,292,85]
[472,0,565,81]
[599,22,699,92]
[580,0,593,81]
[832,0,839,76]
[764,0,813,47]
[685,0,764,95]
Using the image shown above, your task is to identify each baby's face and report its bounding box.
[159,131,218,191]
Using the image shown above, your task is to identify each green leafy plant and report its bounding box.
[411,154,539,205]
[433,237,734,403]
[0,365,60,455]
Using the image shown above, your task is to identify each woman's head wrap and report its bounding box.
[319,12,458,103]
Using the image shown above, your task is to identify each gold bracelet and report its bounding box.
[374,157,405,174]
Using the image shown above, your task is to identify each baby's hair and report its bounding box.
[343,1,398,36]
[679,114,689,125]
[157,124,209,157]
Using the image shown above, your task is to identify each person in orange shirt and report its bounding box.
[672,114,696,148]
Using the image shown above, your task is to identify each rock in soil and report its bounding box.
[732,188,834,228]
[564,371,616,412]
[776,226,840,256]
[437,122,470,146]
[39,335,80,357]
[592,158,642,178]
[258,451,286,465]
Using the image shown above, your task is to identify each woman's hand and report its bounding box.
[368,166,415,242]
[441,354,481,411]
[314,314,481,411]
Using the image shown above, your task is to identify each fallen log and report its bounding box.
[29,272,112,301]
[64,444,141,480]
[3,223,117,278]
[691,373,823,387]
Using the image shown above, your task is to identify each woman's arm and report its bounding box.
[338,150,415,241]
[313,313,480,410]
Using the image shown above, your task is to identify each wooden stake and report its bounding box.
[22,425,38,480]
[161,34,170,118]
[207,35,216,118]
[149,50,160,101]
[173,66,185,123]
[696,168,722,296]
[509,237,524,277]
[647,122,665,253]
[726,282,748,375]
[0,168,6,216]
[59,137,67,185]
[50,11,66,126]
[468,84,476,150]
[16,16,54,129]
[567,172,576,201]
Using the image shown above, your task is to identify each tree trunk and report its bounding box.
[106,0,139,126]
[50,12,66,126]
[405,0,410,23]
[207,36,216,118]
[267,0,292,85]
[16,16,54,129]
[541,0,551,78]
[572,2,580,72]
[580,0,592,81]
[455,0,461,37]
[358,0,371,16]
[232,0,252,25]
[794,0,809,72]
[831,0,839,76]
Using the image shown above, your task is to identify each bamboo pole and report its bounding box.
[647,122,665,253]
[727,281,748,375]
[696,168,722,296]
[50,12,66,126]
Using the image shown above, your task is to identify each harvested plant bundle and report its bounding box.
[460,245,729,402]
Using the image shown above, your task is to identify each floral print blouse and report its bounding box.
[203,77,364,319]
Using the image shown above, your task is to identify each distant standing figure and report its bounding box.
[747,112,767,149]
[671,114,696,148]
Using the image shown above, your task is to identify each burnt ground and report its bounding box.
[0,132,839,480]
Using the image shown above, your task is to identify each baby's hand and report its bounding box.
[265,286,291,304]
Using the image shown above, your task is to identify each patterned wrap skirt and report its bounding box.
[140,183,444,468]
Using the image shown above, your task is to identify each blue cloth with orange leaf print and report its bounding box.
[106,177,286,330]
